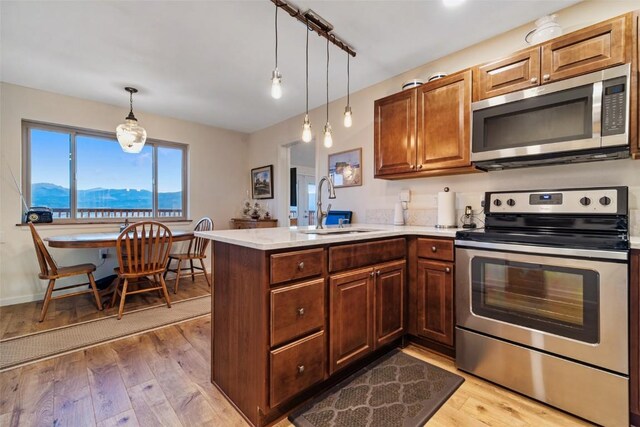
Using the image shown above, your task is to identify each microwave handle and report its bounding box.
[592,81,603,140]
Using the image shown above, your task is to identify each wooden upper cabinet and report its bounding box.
[473,47,540,101]
[417,70,472,170]
[541,15,627,83]
[374,89,417,176]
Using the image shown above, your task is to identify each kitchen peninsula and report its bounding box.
[196,225,458,426]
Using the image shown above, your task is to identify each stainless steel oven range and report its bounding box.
[455,186,629,427]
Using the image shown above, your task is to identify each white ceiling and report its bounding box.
[1,0,580,133]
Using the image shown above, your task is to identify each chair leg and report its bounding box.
[174,259,183,294]
[111,277,121,309]
[190,259,195,282]
[164,258,172,280]
[200,258,211,287]
[87,272,103,311]
[39,279,56,322]
[117,279,129,320]
[159,275,172,308]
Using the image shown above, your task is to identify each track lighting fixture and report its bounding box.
[301,19,312,143]
[343,53,352,128]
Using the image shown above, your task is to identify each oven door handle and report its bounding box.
[454,240,628,261]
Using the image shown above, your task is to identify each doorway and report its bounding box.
[289,141,316,226]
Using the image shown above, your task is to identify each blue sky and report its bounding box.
[31,129,183,192]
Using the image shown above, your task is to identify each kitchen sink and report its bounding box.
[297,228,378,235]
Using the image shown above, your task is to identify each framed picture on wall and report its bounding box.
[328,148,362,188]
[251,165,274,199]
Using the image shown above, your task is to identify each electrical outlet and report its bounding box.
[98,249,108,259]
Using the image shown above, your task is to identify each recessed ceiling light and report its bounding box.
[443,0,465,7]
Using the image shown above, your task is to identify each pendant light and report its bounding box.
[301,18,312,143]
[322,38,333,148]
[116,87,147,154]
[270,3,283,99]
[343,52,352,128]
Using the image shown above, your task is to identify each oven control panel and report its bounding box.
[488,187,626,215]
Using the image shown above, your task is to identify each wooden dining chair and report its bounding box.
[164,217,213,293]
[111,221,173,320]
[28,223,103,322]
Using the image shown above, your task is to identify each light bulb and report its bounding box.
[271,69,282,99]
[442,0,465,7]
[301,114,312,143]
[323,123,333,148]
[343,106,353,128]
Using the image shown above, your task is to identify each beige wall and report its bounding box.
[0,83,249,305]
[247,0,640,230]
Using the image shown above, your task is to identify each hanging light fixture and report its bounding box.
[116,87,147,154]
[343,52,352,128]
[270,2,283,99]
[301,18,312,143]
[323,37,333,148]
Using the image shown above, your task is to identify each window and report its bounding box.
[24,121,188,221]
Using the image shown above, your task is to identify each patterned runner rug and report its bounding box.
[290,349,464,427]
[0,295,211,371]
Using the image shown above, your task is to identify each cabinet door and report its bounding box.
[416,259,454,346]
[329,267,374,374]
[416,70,472,170]
[473,47,540,101]
[631,251,640,423]
[374,260,406,348]
[374,89,417,176]
[541,15,627,83]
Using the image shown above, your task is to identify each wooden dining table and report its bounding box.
[45,230,194,248]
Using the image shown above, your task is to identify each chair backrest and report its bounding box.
[188,217,214,257]
[28,222,58,277]
[116,221,173,275]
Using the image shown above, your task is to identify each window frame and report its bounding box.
[22,120,189,223]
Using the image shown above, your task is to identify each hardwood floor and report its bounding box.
[0,315,592,427]
[0,276,211,340]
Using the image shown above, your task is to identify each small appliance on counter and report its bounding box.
[435,187,457,228]
[26,207,53,223]
[461,206,476,229]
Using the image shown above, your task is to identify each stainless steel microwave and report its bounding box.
[471,63,631,170]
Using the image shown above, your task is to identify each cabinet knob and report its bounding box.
[297,261,305,271]
[445,267,451,273]
[431,246,437,252]
[418,164,423,169]
[297,365,305,374]
[530,77,538,84]
[543,74,550,82]
[297,307,305,316]
[369,271,375,277]
[376,270,381,276]
[409,164,415,169]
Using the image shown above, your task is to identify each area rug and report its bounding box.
[0,295,211,371]
[289,349,464,427]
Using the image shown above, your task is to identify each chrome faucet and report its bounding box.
[316,176,336,229]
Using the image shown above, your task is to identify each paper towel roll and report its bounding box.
[393,202,404,225]
[437,190,456,227]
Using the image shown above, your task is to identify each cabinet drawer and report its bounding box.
[270,248,324,285]
[417,238,454,261]
[329,238,406,273]
[271,279,325,347]
[270,331,326,408]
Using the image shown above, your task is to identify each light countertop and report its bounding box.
[195,224,457,251]
[196,224,640,252]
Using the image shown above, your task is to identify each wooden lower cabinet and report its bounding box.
[329,267,374,374]
[631,250,640,425]
[329,259,406,374]
[416,259,454,347]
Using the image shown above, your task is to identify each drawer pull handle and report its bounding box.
[297,261,305,271]
[431,246,437,252]
[297,307,305,316]
[543,74,550,82]
[445,267,451,273]
[297,365,305,374]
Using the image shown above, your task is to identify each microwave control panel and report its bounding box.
[601,76,627,136]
